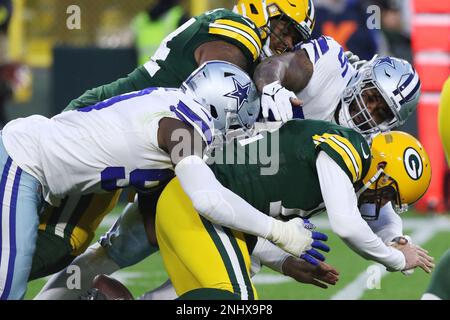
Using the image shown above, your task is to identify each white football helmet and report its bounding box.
[338,56,421,135]
[181,61,260,140]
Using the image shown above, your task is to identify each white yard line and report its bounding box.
[253,273,292,285]
[330,216,450,300]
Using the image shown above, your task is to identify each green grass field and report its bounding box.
[25,208,450,300]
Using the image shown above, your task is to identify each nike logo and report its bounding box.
[361,143,370,159]
[287,0,298,7]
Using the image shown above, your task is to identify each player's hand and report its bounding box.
[268,218,329,261]
[281,256,339,289]
[344,51,360,64]
[344,51,367,70]
[261,80,302,123]
[390,236,414,275]
[391,240,435,273]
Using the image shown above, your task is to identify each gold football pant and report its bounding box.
[156,178,257,299]
[38,191,122,255]
[30,191,122,280]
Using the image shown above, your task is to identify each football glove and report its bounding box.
[344,51,367,70]
[261,80,297,123]
[268,218,329,265]
[300,219,330,266]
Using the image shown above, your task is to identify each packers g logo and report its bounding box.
[403,147,423,180]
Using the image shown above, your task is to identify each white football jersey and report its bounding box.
[255,36,356,133]
[2,87,214,205]
[296,35,356,122]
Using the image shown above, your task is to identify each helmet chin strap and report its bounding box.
[336,102,352,129]
[261,36,273,59]
[333,103,343,125]
[356,168,384,198]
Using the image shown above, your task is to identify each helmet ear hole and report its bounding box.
[377,161,387,170]
[210,105,218,119]
[250,4,259,14]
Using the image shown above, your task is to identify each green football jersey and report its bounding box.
[209,120,371,219]
[65,8,262,111]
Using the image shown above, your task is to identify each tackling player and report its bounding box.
[35,50,425,298]
[83,122,434,300]
[1,61,325,299]
[30,0,317,282]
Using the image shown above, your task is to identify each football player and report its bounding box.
[84,123,434,300]
[254,36,419,135]
[438,77,450,164]
[30,0,317,282]
[421,77,450,301]
[156,121,436,299]
[1,61,325,299]
[421,249,450,300]
[35,53,424,298]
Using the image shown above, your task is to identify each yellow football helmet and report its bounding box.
[266,0,316,41]
[358,131,431,219]
[233,0,315,41]
[234,0,269,32]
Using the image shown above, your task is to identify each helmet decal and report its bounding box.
[181,60,260,140]
[360,131,431,216]
[224,77,251,109]
[403,147,423,180]
[373,56,396,69]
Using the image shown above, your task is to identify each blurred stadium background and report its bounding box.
[0,0,449,299]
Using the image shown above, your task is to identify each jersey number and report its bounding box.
[100,167,173,191]
[147,18,196,76]
[338,48,350,78]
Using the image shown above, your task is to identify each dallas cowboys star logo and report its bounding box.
[374,56,396,69]
[224,78,250,109]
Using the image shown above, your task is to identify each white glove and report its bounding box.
[261,81,297,123]
[267,218,313,257]
[344,50,367,70]
[344,50,360,64]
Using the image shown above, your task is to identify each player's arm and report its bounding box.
[254,49,313,93]
[316,151,405,269]
[252,50,312,122]
[156,117,325,258]
[364,203,404,244]
[252,237,339,288]
[316,151,433,272]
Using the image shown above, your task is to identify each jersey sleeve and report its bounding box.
[169,92,215,146]
[295,36,340,65]
[313,131,371,184]
[206,13,262,63]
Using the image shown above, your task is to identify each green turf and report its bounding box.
[24,209,450,300]
[361,232,450,300]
